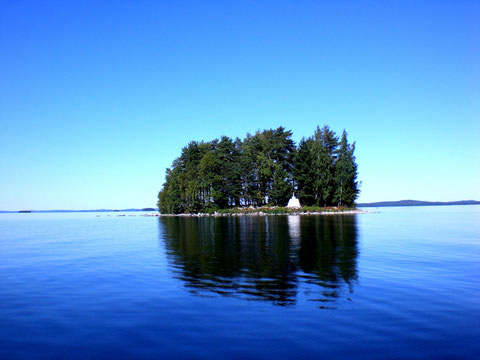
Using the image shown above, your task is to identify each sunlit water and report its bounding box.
[0,206,479,359]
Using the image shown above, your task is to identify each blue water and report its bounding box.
[0,206,479,359]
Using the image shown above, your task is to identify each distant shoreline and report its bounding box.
[358,200,480,207]
[1,200,479,213]
[0,209,156,214]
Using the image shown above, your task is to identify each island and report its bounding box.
[158,126,360,215]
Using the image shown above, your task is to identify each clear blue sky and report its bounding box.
[1,0,479,210]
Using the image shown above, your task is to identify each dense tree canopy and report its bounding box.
[158,126,359,213]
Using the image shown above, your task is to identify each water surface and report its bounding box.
[0,206,479,359]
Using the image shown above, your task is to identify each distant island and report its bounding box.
[2,201,478,214]
[158,125,359,214]
[358,200,480,207]
[0,208,158,214]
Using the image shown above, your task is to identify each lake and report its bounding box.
[0,206,479,359]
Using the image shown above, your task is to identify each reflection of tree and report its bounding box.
[297,216,359,306]
[160,215,358,307]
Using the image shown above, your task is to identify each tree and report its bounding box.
[333,130,359,207]
[158,167,183,214]
[240,127,295,206]
[158,125,359,213]
[212,136,243,208]
[293,138,316,206]
[270,162,293,205]
[294,126,339,207]
[312,125,339,206]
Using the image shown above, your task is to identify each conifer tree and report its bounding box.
[240,127,294,206]
[270,162,293,205]
[333,130,359,207]
[312,125,338,206]
[293,138,316,206]
[157,125,359,213]
[158,167,183,214]
[212,136,242,208]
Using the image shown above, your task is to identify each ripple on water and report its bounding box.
[0,209,479,359]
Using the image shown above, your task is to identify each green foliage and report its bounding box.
[158,167,183,214]
[333,130,359,207]
[312,125,339,206]
[158,125,359,213]
[241,127,295,206]
[270,162,293,206]
[293,138,316,206]
[293,125,340,207]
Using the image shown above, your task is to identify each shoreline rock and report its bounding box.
[143,209,371,217]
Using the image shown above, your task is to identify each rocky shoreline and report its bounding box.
[142,209,370,217]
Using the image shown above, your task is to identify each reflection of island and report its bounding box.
[160,215,358,308]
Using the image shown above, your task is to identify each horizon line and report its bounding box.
[1,199,480,212]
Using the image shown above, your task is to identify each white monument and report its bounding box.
[286,194,301,208]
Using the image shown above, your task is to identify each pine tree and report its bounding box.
[240,127,294,206]
[158,167,183,214]
[312,125,338,206]
[293,138,316,206]
[333,130,359,207]
[157,125,359,213]
[270,162,293,205]
[212,136,242,208]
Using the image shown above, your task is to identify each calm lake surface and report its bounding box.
[0,206,479,359]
